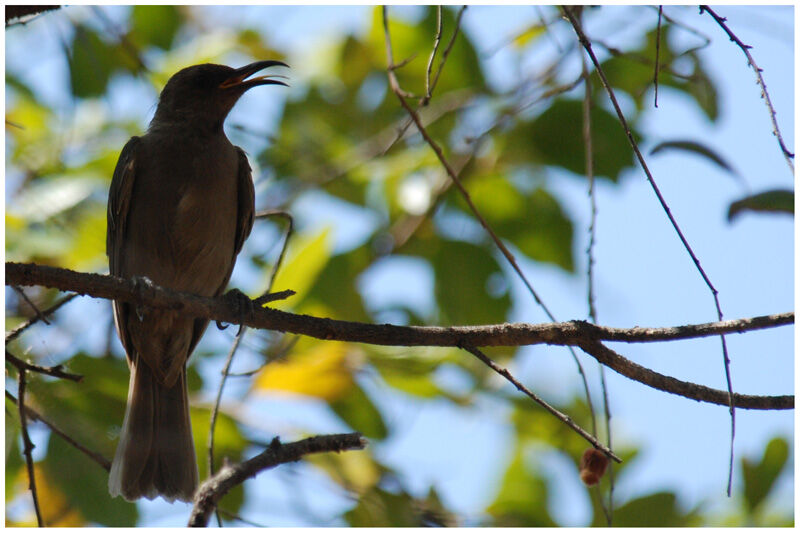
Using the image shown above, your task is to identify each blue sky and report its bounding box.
[5,5,794,526]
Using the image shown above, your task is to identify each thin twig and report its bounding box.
[461,343,619,462]
[654,6,663,108]
[207,209,295,522]
[11,285,50,325]
[190,433,367,526]
[425,6,443,101]
[6,350,83,382]
[699,5,794,173]
[6,292,78,344]
[383,6,467,152]
[5,391,111,471]
[425,6,467,104]
[580,40,612,523]
[561,6,738,496]
[384,5,599,443]
[17,369,44,526]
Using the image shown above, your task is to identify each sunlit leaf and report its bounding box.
[267,227,332,309]
[307,445,382,493]
[130,5,181,51]
[305,245,371,322]
[12,464,86,526]
[460,175,574,270]
[513,25,546,48]
[254,341,354,401]
[727,189,793,221]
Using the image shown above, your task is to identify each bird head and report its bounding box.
[151,60,288,132]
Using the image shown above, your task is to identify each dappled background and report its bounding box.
[5,5,793,526]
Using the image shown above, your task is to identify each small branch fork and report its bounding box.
[699,5,794,173]
[188,433,366,527]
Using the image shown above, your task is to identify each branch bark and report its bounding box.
[188,433,366,527]
[5,261,794,410]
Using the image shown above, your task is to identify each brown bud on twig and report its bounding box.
[579,448,609,487]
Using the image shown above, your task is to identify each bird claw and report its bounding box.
[215,288,253,335]
[131,276,155,321]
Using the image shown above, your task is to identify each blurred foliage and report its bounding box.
[5,5,792,527]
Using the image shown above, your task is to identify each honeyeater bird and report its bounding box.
[106,60,287,502]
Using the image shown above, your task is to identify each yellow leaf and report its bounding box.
[513,25,545,48]
[12,464,85,527]
[254,341,354,401]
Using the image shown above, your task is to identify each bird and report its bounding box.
[106,60,288,502]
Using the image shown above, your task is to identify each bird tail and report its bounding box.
[109,357,198,502]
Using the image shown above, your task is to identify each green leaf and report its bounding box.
[130,5,181,50]
[267,227,332,309]
[505,99,637,181]
[346,486,419,526]
[727,189,794,221]
[741,436,790,512]
[368,6,485,98]
[650,140,735,174]
[5,397,23,500]
[44,432,138,526]
[460,176,574,271]
[305,244,371,322]
[329,381,388,440]
[68,25,118,98]
[191,409,247,513]
[427,239,512,325]
[486,447,557,526]
[613,491,696,526]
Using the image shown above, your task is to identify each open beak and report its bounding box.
[219,60,289,90]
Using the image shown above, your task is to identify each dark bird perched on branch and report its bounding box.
[106,60,288,502]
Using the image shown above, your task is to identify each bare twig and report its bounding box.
[11,285,50,325]
[425,5,467,104]
[17,369,44,526]
[189,433,367,527]
[6,350,83,382]
[384,5,600,442]
[6,263,793,410]
[425,6,443,101]
[207,210,294,494]
[699,5,794,173]
[6,292,79,344]
[561,6,738,495]
[6,391,111,471]
[461,343,619,462]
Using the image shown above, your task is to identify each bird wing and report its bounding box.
[107,136,141,359]
[233,146,256,259]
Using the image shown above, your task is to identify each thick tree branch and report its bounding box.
[6,262,794,410]
[188,433,366,527]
